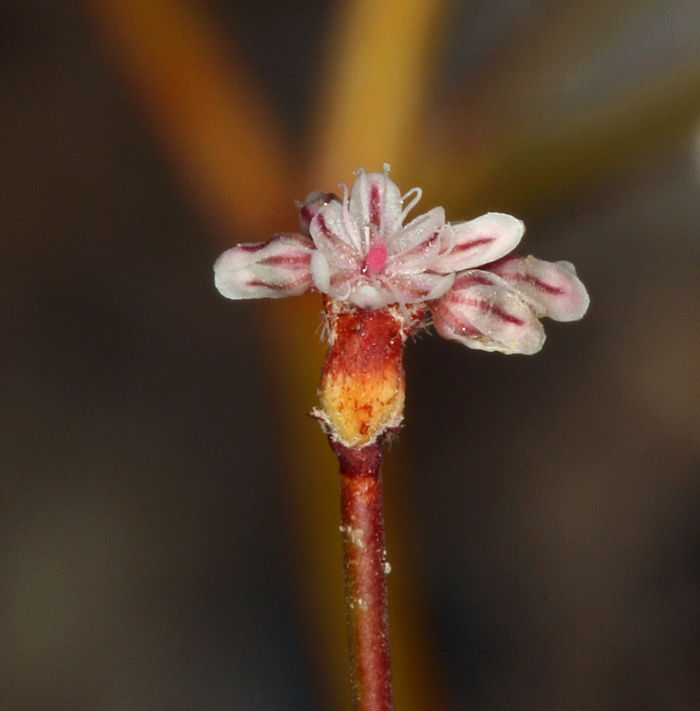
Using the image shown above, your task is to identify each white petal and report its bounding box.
[423,271,456,301]
[432,212,524,273]
[347,283,391,310]
[214,233,313,299]
[430,270,545,354]
[349,168,403,236]
[388,272,456,304]
[298,191,338,236]
[385,207,445,275]
[488,256,590,321]
[310,200,363,269]
[310,250,331,293]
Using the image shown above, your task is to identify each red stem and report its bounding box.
[332,438,393,711]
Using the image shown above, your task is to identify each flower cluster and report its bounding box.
[214,166,589,354]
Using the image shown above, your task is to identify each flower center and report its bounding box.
[363,240,388,275]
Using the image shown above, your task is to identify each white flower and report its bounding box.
[214,165,589,354]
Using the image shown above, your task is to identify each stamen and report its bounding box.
[340,182,362,251]
[352,168,373,251]
[380,163,391,238]
[399,187,422,225]
[355,168,370,225]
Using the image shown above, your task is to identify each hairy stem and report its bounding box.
[333,439,393,711]
[317,299,418,710]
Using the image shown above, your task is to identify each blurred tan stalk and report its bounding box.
[413,1,700,216]
[78,0,700,708]
[84,0,296,239]
[82,0,449,709]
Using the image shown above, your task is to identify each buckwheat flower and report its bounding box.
[214,165,589,356]
[213,166,590,711]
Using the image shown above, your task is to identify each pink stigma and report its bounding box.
[364,241,388,275]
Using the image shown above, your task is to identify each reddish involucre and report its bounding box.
[315,298,418,448]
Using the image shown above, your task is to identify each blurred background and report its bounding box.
[1,0,699,709]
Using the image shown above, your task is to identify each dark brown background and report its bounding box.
[1,1,699,709]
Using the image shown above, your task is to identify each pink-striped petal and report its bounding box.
[385,207,445,275]
[214,233,313,299]
[350,168,403,236]
[298,191,338,236]
[387,271,456,304]
[310,200,363,269]
[488,256,590,321]
[430,270,545,354]
[432,213,524,274]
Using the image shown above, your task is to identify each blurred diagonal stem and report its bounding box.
[84,0,450,708]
